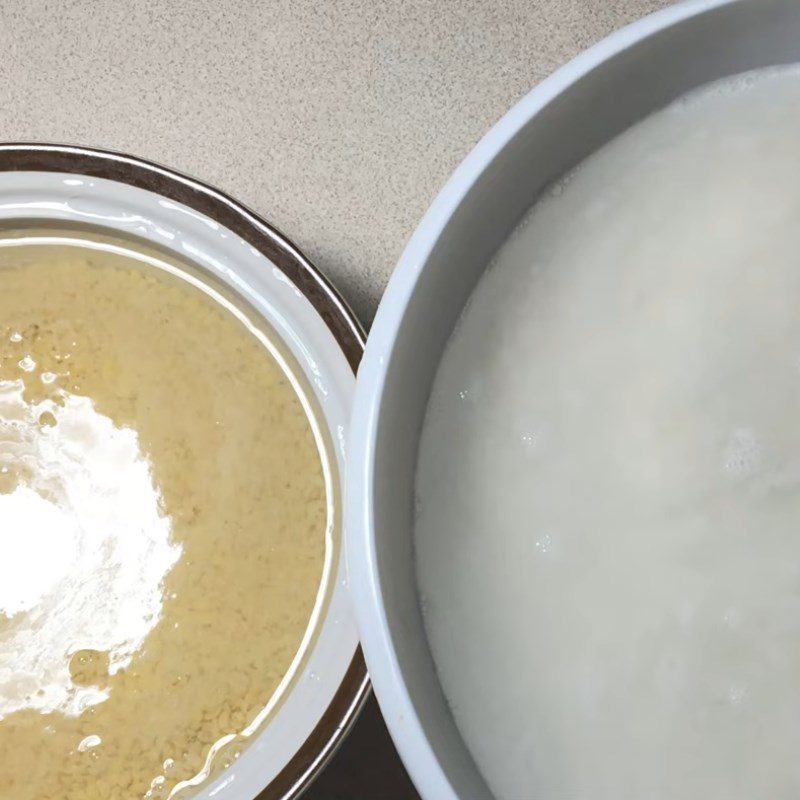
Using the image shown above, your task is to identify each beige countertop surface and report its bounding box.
[1,0,669,327]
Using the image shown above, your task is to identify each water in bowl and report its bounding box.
[416,65,800,800]
[0,228,333,799]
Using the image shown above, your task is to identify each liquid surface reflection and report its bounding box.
[0,377,181,720]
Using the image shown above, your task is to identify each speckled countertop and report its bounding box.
[1,0,668,326]
[0,1,670,796]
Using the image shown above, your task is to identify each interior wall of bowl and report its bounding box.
[371,0,800,795]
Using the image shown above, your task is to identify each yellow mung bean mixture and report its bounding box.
[0,231,328,799]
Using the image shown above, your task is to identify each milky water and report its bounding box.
[416,66,800,800]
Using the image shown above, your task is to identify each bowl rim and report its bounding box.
[344,0,740,798]
[0,141,371,800]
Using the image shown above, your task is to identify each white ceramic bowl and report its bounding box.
[0,144,369,800]
[345,1,800,798]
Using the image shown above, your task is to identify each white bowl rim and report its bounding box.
[344,1,740,798]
